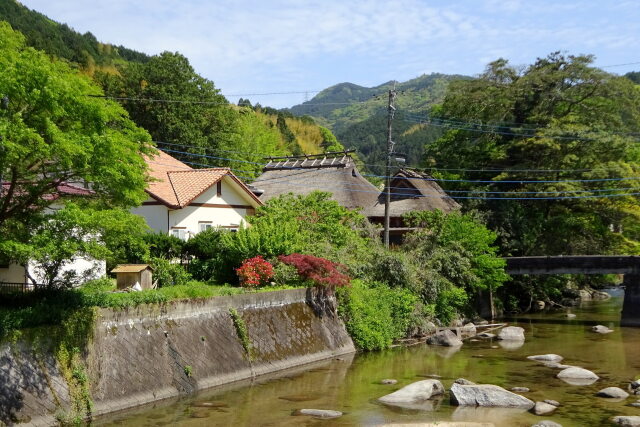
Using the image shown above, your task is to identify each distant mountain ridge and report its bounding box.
[288,73,470,173]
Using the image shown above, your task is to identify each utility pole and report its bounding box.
[383,84,397,248]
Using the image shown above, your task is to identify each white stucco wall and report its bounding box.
[131,202,169,234]
[0,263,27,284]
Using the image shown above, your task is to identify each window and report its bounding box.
[171,228,187,240]
[199,222,213,232]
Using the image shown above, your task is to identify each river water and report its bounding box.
[96,289,640,426]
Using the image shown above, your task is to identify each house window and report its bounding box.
[217,181,222,197]
[171,228,187,240]
[199,222,213,232]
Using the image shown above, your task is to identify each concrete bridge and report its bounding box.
[505,255,640,326]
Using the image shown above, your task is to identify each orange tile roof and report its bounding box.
[143,150,262,208]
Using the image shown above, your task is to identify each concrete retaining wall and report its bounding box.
[0,288,355,425]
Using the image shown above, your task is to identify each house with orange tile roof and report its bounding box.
[132,150,263,239]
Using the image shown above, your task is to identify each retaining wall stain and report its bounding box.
[0,288,355,425]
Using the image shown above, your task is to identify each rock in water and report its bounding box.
[427,330,463,347]
[455,378,476,385]
[295,409,342,418]
[612,416,640,426]
[596,387,629,399]
[566,313,577,318]
[543,399,560,407]
[511,387,530,392]
[556,367,599,385]
[461,323,477,337]
[531,401,557,415]
[378,380,445,404]
[497,326,525,341]
[381,379,398,385]
[592,325,614,334]
[527,354,563,363]
[531,421,563,427]
[449,383,535,409]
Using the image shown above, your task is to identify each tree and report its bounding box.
[0,22,152,236]
[424,53,640,257]
[97,52,236,165]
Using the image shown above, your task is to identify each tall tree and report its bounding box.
[97,52,236,165]
[0,22,152,265]
[424,53,640,256]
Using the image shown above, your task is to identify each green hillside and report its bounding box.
[0,0,149,71]
[289,73,469,173]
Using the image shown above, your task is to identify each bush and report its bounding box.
[235,256,274,288]
[278,253,350,289]
[336,280,417,351]
[144,233,186,260]
[151,257,191,287]
[435,286,469,325]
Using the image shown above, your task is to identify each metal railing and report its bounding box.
[0,282,42,293]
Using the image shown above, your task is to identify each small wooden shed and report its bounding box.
[111,264,153,290]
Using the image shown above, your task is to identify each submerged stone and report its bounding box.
[596,387,629,399]
[294,409,342,418]
[592,325,614,334]
[527,354,563,363]
[381,379,398,385]
[531,401,556,416]
[497,326,525,341]
[612,416,640,426]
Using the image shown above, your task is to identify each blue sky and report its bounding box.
[20,0,640,108]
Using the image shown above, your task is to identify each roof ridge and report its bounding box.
[167,167,230,175]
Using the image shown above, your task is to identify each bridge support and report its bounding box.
[621,274,640,327]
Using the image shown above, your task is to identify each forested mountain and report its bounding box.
[0,0,149,71]
[626,71,640,84]
[289,73,467,173]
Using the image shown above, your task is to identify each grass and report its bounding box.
[0,278,300,341]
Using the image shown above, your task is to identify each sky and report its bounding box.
[19,0,640,109]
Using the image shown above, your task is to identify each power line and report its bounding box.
[145,159,640,201]
[157,147,640,184]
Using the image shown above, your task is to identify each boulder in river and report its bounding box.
[592,325,614,334]
[527,354,563,363]
[565,313,577,319]
[381,379,398,385]
[461,323,477,337]
[427,329,463,347]
[294,409,342,419]
[612,416,640,426]
[596,387,629,399]
[449,383,534,409]
[531,401,557,416]
[511,387,530,392]
[543,399,560,407]
[455,378,477,385]
[543,362,575,369]
[531,421,563,427]
[378,379,444,404]
[556,367,599,386]
[497,326,525,341]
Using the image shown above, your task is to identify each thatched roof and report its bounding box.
[367,169,460,218]
[254,154,380,213]
[253,154,459,218]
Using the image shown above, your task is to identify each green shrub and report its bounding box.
[144,233,186,260]
[337,280,417,351]
[435,286,469,325]
[150,257,191,287]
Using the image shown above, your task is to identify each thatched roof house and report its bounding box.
[253,152,459,242]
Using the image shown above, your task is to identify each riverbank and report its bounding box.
[94,290,640,426]
[0,288,354,426]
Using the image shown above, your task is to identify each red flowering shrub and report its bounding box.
[277,253,350,289]
[236,256,274,288]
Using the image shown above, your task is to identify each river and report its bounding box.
[95,289,640,426]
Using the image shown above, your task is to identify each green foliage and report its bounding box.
[183,365,193,378]
[336,280,417,351]
[145,232,186,261]
[228,308,252,360]
[435,287,469,325]
[626,71,640,84]
[151,257,192,288]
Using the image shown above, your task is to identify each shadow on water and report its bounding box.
[95,290,640,427]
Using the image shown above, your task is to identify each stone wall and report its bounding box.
[0,288,355,425]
